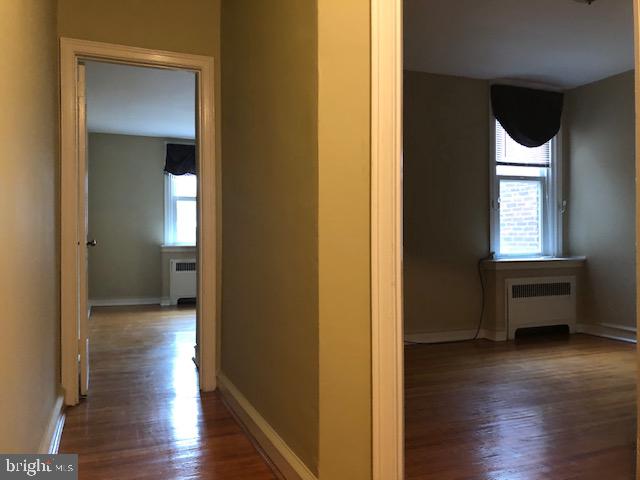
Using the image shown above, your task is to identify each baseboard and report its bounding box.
[576,323,637,344]
[405,329,507,344]
[217,374,317,480]
[160,297,172,307]
[481,329,508,342]
[89,297,161,307]
[38,393,65,454]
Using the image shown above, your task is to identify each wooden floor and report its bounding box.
[59,306,277,480]
[405,334,637,480]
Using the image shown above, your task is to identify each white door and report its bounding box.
[78,63,90,396]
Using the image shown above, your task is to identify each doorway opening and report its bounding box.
[82,59,198,396]
[402,1,637,478]
[59,39,218,407]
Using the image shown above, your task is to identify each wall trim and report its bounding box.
[481,256,586,271]
[160,244,196,253]
[38,393,65,454]
[89,297,161,307]
[405,329,507,344]
[576,323,637,344]
[217,374,317,480]
[60,37,218,405]
[371,0,404,478]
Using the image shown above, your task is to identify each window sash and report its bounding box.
[490,117,561,258]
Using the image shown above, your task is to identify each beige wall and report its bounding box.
[566,71,636,328]
[221,0,319,473]
[57,0,220,57]
[0,0,59,452]
[317,1,372,478]
[88,133,168,301]
[403,71,490,335]
[318,0,372,480]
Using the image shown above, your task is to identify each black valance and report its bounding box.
[164,143,196,175]
[491,85,564,148]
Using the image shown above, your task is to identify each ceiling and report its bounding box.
[404,0,634,88]
[86,61,196,139]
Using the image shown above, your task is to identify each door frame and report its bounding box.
[371,0,404,478]
[60,37,218,406]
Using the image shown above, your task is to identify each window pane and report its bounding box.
[175,199,196,244]
[499,180,542,255]
[172,174,197,198]
[496,120,551,167]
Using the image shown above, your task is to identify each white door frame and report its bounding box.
[60,37,218,406]
[371,0,404,478]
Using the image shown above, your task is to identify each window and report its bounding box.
[491,119,561,257]
[165,174,197,245]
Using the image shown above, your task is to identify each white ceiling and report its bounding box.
[86,61,196,139]
[404,0,634,88]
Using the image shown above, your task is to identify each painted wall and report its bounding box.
[403,71,490,335]
[221,0,319,473]
[0,0,59,452]
[317,1,372,478]
[566,71,636,328]
[87,133,166,302]
[57,0,220,57]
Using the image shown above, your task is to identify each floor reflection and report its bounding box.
[59,305,277,480]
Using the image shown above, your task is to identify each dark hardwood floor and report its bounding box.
[405,334,637,480]
[59,306,277,480]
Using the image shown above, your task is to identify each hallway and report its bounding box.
[59,306,277,479]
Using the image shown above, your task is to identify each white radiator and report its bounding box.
[169,258,196,305]
[506,276,576,339]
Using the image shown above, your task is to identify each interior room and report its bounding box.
[84,61,198,310]
[403,0,637,478]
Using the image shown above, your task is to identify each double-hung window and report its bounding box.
[165,174,197,245]
[491,119,561,257]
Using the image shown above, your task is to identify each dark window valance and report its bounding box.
[491,85,564,148]
[164,143,196,175]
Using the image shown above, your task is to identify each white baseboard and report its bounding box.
[576,323,637,344]
[405,329,507,344]
[218,374,317,480]
[160,297,172,307]
[38,393,65,454]
[89,297,161,307]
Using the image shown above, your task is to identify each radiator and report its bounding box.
[506,276,576,339]
[169,258,196,305]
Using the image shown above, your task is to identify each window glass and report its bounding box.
[499,179,543,255]
[175,199,197,245]
[173,174,197,197]
[166,174,197,245]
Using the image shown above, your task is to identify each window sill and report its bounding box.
[481,256,586,271]
[161,244,196,253]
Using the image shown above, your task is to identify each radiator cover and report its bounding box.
[506,276,576,339]
[169,258,196,305]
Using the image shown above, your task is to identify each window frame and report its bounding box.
[489,114,563,258]
[164,173,197,246]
